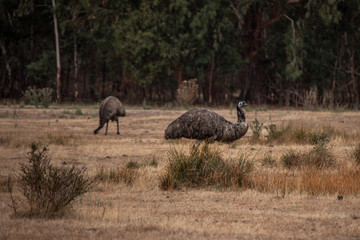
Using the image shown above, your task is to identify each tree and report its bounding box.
[52,0,61,103]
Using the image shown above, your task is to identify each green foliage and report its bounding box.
[249,119,264,139]
[12,143,92,218]
[160,144,253,190]
[26,51,56,87]
[23,86,53,108]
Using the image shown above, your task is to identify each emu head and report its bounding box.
[236,101,248,122]
[237,101,248,109]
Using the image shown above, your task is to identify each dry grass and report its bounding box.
[1,104,360,239]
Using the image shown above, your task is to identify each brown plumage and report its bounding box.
[94,96,126,135]
[164,101,248,142]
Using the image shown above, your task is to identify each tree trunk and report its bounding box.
[208,55,215,104]
[0,41,12,97]
[52,0,61,104]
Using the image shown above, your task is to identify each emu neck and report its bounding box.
[237,106,245,123]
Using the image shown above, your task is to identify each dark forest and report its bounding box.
[1,0,359,108]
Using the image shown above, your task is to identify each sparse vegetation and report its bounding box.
[47,133,77,145]
[281,140,335,169]
[10,143,92,218]
[160,144,253,190]
[94,166,138,186]
[249,118,264,140]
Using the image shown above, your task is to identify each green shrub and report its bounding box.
[160,144,253,190]
[11,143,92,218]
[23,86,53,108]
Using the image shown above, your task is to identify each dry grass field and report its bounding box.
[1,104,360,239]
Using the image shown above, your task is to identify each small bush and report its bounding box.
[307,141,335,168]
[249,118,264,140]
[0,175,13,193]
[160,144,253,190]
[176,78,198,107]
[23,86,53,108]
[12,143,92,218]
[261,154,277,167]
[74,107,83,115]
[127,161,139,169]
[281,150,303,168]
[0,136,11,146]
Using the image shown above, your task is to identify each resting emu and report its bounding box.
[94,96,126,135]
[164,101,248,142]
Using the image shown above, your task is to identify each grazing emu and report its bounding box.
[164,101,248,142]
[94,96,126,135]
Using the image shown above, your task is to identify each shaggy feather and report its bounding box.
[164,101,248,142]
[94,96,126,135]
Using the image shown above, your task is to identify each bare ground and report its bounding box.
[0,105,360,239]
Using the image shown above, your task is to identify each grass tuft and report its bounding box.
[160,144,253,190]
[352,144,360,165]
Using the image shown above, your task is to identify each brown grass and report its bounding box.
[1,104,360,239]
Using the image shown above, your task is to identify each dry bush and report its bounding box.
[176,78,198,106]
[11,143,93,218]
[160,144,253,190]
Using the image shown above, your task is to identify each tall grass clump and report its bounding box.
[160,144,253,190]
[10,143,93,218]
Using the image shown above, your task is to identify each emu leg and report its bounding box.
[105,121,109,135]
[94,125,103,134]
[116,119,120,135]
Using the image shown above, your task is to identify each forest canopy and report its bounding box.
[0,0,359,108]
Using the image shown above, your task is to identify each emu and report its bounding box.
[94,96,126,135]
[164,101,248,143]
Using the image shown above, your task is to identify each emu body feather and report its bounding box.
[165,101,248,142]
[94,96,126,135]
